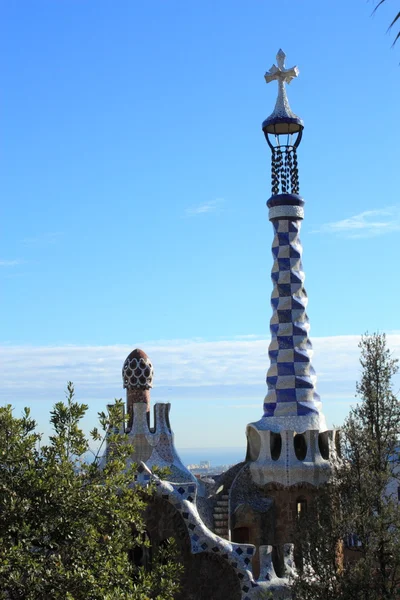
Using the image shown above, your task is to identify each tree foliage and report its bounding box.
[293,333,400,599]
[373,0,400,45]
[0,383,181,599]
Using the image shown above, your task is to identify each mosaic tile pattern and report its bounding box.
[230,464,273,515]
[125,403,198,485]
[133,462,293,600]
[247,427,336,488]
[123,348,154,390]
[263,218,322,421]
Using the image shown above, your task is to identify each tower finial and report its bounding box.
[262,50,304,197]
[263,49,303,136]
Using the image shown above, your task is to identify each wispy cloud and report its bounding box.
[316,206,400,238]
[1,334,399,398]
[0,259,23,267]
[1,335,399,443]
[185,198,224,217]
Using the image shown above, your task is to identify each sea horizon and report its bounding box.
[176,446,246,467]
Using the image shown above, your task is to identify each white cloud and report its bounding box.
[0,260,23,267]
[316,206,400,238]
[185,198,224,217]
[2,335,400,445]
[2,334,400,399]
[0,339,261,447]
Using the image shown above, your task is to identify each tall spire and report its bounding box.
[260,50,326,433]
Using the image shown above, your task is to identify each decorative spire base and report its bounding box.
[252,413,327,435]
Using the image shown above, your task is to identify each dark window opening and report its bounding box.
[270,432,282,461]
[272,545,285,578]
[232,527,250,544]
[294,433,307,461]
[318,431,330,460]
[296,498,307,517]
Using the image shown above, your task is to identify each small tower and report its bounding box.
[122,348,153,427]
[120,349,197,483]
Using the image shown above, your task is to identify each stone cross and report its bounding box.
[265,49,299,86]
[264,50,299,120]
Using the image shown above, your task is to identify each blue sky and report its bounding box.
[1,0,400,451]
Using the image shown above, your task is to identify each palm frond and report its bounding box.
[372,0,388,14]
[388,10,400,28]
[388,11,400,45]
[372,1,400,46]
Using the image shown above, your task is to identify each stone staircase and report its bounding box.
[213,494,229,539]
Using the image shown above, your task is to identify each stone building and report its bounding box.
[106,50,339,599]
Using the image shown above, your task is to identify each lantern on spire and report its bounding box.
[262,49,303,196]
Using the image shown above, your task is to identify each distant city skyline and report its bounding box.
[1,0,399,448]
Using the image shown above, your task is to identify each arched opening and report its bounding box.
[272,545,285,578]
[270,432,282,461]
[294,433,307,460]
[246,427,261,462]
[318,431,330,460]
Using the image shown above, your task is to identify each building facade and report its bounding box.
[106,51,339,600]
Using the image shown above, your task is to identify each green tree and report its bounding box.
[293,333,400,599]
[0,383,181,600]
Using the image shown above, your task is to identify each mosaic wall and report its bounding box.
[133,462,293,600]
[125,402,198,485]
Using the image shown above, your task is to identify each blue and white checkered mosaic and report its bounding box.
[264,219,322,419]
